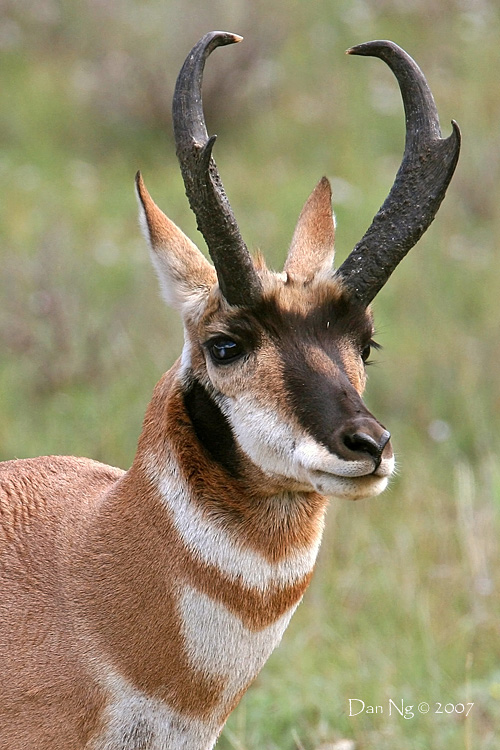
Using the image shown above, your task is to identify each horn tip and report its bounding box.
[211,31,243,45]
[450,119,461,143]
[346,41,375,56]
[346,40,400,59]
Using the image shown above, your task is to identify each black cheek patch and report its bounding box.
[183,379,241,478]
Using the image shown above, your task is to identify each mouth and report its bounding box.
[291,438,395,499]
[307,468,391,500]
[303,449,395,499]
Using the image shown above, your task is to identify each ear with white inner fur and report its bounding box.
[135,171,217,312]
[284,177,336,281]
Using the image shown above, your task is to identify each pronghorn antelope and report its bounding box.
[0,32,459,750]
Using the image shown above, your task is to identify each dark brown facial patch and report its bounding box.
[256,285,378,454]
[197,278,378,457]
[282,344,376,456]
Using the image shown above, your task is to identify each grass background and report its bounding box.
[1,0,499,748]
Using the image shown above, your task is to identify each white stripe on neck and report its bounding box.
[144,453,322,592]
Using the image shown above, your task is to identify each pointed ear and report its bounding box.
[284,177,336,281]
[135,171,216,313]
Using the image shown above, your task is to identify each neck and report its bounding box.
[135,363,328,564]
[80,363,328,745]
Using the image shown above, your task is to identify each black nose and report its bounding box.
[343,429,391,468]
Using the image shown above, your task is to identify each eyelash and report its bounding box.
[362,339,382,365]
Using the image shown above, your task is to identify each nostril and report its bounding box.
[343,429,391,464]
[344,432,379,458]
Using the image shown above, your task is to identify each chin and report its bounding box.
[309,472,390,501]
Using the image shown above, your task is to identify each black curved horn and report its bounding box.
[337,41,461,306]
[172,31,262,306]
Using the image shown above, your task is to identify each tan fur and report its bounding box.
[136,172,216,312]
[284,177,336,280]
[0,458,120,748]
[0,378,322,748]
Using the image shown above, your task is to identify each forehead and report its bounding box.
[203,274,374,345]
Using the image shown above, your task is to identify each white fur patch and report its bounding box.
[89,670,219,750]
[293,435,394,478]
[180,586,296,697]
[218,392,394,500]
[217,392,303,479]
[179,335,192,377]
[144,453,322,591]
[87,590,298,750]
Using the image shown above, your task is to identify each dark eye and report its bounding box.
[361,339,381,365]
[208,338,244,364]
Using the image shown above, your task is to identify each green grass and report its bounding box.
[1,1,499,748]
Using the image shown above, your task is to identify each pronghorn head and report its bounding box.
[136,32,460,501]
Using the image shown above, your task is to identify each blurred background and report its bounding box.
[0,0,498,747]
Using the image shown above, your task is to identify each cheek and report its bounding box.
[206,346,289,408]
[204,356,258,399]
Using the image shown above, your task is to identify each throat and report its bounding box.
[177,376,329,560]
[140,372,328,563]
